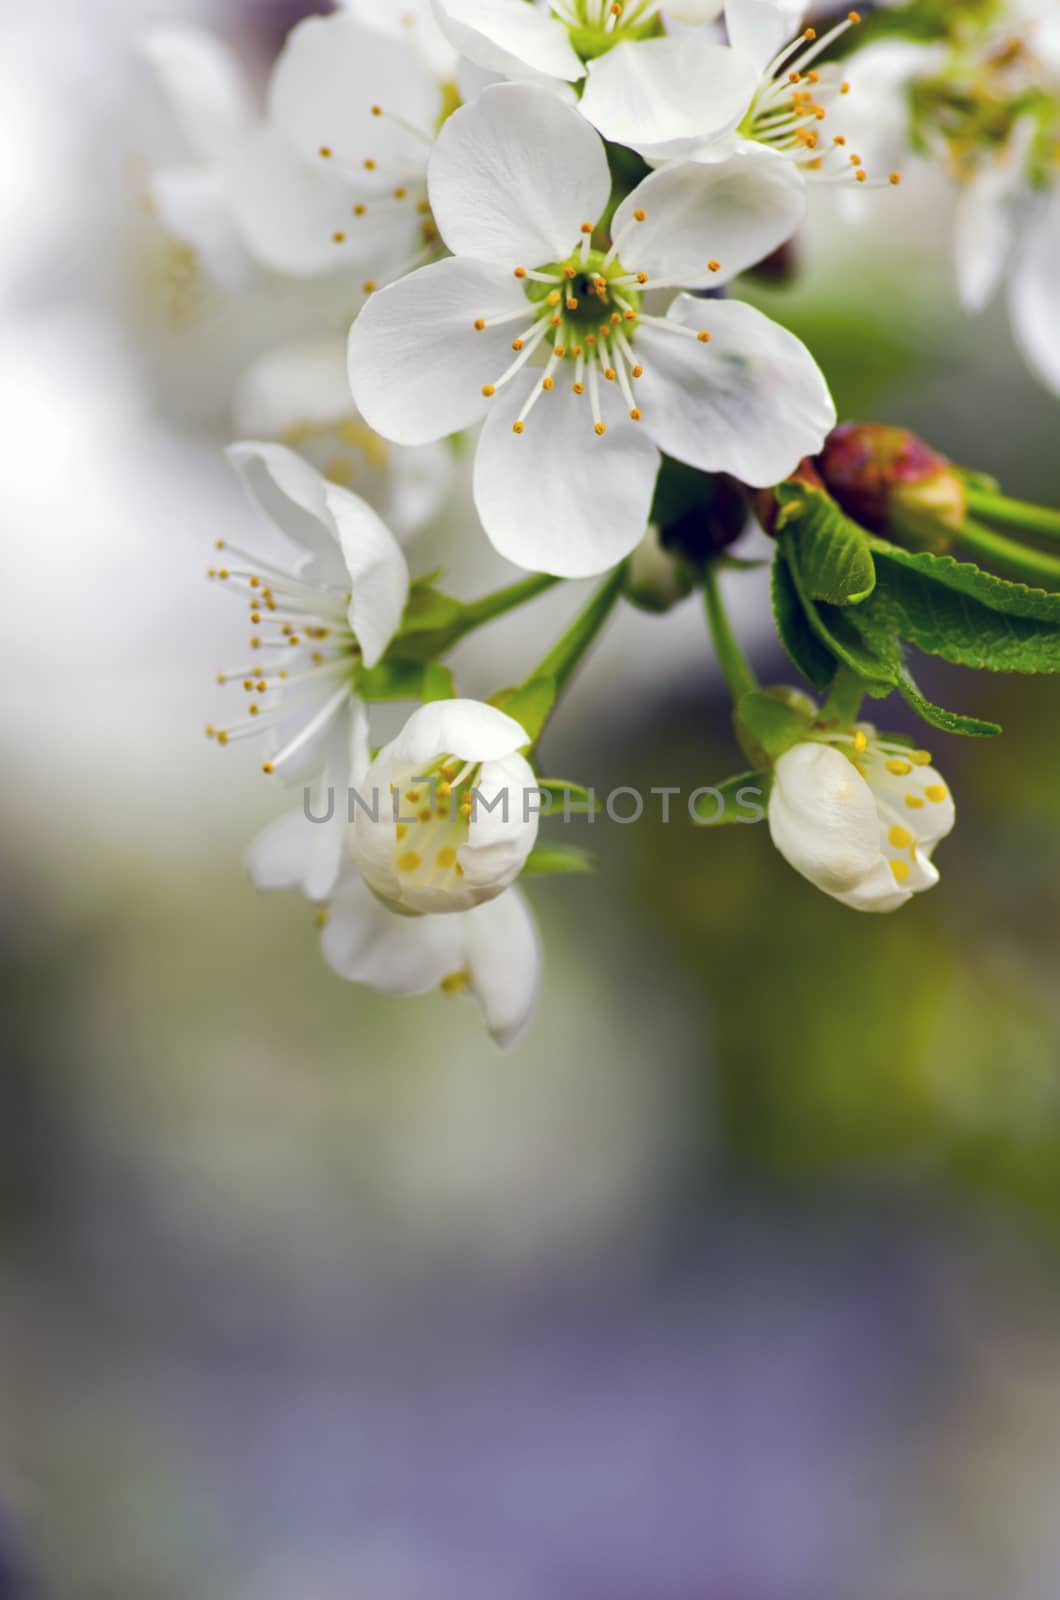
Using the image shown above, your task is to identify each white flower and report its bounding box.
[156,12,450,282]
[142,24,260,293]
[209,443,410,900]
[235,339,453,540]
[768,726,955,912]
[350,699,540,915]
[348,83,833,576]
[340,0,460,80]
[955,118,1060,398]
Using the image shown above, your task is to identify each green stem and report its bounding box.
[819,664,864,729]
[454,572,561,637]
[955,517,1060,588]
[703,562,757,705]
[532,563,628,703]
[964,486,1060,541]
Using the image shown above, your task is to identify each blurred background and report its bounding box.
[4,2,1060,1595]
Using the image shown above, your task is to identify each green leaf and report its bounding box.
[771,552,837,691]
[522,844,597,877]
[776,482,876,606]
[489,676,557,746]
[737,689,813,760]
[357,659,455,704]
[866,543,1060,673]
[537,778,602,814]
[784,539,895,692]
[840,606,1003,738]
[692,771,771,826]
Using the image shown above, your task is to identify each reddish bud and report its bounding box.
[818,423,966,552]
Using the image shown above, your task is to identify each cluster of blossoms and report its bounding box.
[152,0,1060,1046]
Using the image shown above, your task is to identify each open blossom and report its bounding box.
[350,700,540,915]
[209,443,410,891]
[349,83,833,576]
[235,340,453,540]
[768,726,955,912]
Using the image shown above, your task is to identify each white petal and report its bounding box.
[269,15,438,193]
[953,166,1017,314]
[324,483,410,668]
[246,810,317,893]
[389,699,530,767]
[769,743,891,897]
[612,151,805,288]
[1009,185,1060,397]
[428,84,611,265]
[579,36,757,162]
[431,0,584,83]
[226,126,411,277]
[460,751,540,895]
[724,0,805,74]
[664,0,726,19]
[247,707,358,903]
[149,167,255,294]
[143,24,254,164]
[226,440,347,584]
[635,295,835,487]
[348,256,527,445]
[322,868,462,993]
[462,886,542,1048]
[474,376,661,576]
[830,859,914,914]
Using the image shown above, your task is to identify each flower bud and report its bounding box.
[625,523,695,614]
[651,461,751,567]
[817,423,967,552]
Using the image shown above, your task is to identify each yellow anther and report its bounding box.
[262,761,274,774]
[697,331,711,343]
[513,421,525,434]
[604,368,617,381]
[514,266,527,278]
[632,364,643,378]
[841,81,851,94]
[708,259,721,273]
[436,847,457,869]
[319,146,332,158]
[398,851,422,872]
[855,170,867,183]
[888,825,913,850]
[594,422,607,436]
[834,134,847,146]
[393,186,407,200]
[910,750,932,766]
[362,280,377,294]
[633,208,646,222]
[848,10,861,23]
[440,970,470,995]
[852,729,869,753]
[406,790,421,805]
[332,231,347,243]
[804,26,816,39]
[217,731,229,747]
[905,794,925,810]
[542,376,554,390]
[482,384,496,397]
[886,759,912,775]
[371,104,382,116]
[581,222,594,234]
[512,338,524,351]
[314,909,329,929]
[630,408,642,422]
[573,382,585,395]
[925,785,948,803]
[889,172,902,185]
[396,824,408,841]
[363,159,376,171]
[890,859,911,883]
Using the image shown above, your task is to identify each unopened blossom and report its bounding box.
[235,340,453,540]
[350,700,540,916]
[209,443,410,893]
[768,726,955,912]
[349,83,833,576]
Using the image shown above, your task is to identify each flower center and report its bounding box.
[390,758,481,890]
[206,539,360,773]
[473,219,718,438]
[551,0,664,61]
[316,98,446,269]
[743,12,902,189]
[817,726,950,882]
[279,418,390,493]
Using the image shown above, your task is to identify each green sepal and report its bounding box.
[400,582,465,635]
[771,550,837,691]
[692,771,772,826]
[775,481,876,606]
[536,778,602,814]
[865,543,1060,673]
[489,676,557,747]
[522,844,598,877]
[357,658,456,703]
[736,689,814,763]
